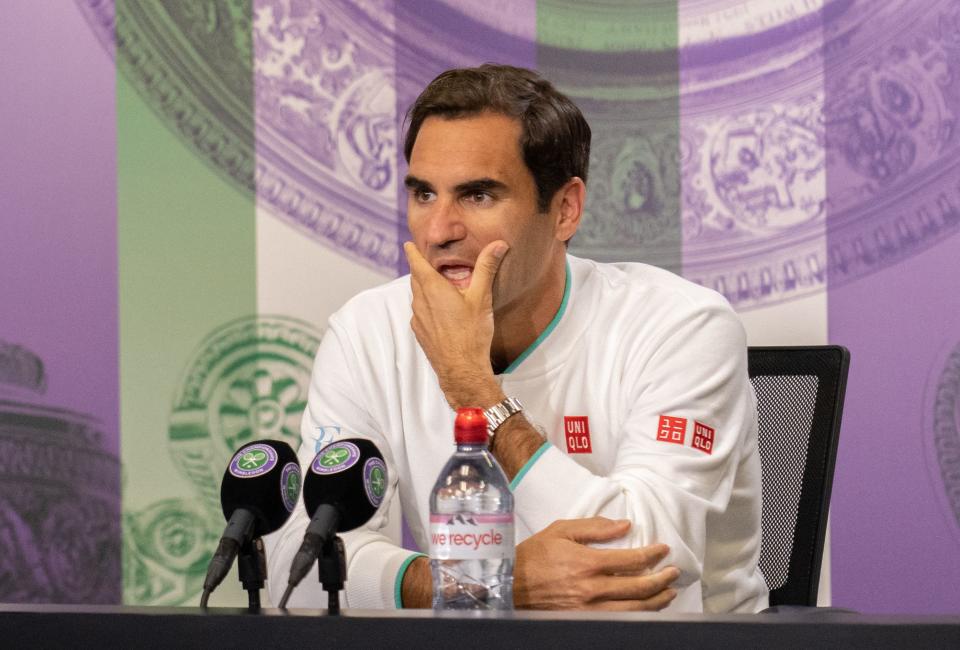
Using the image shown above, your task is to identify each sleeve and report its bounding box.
[264,316,422,609]
[510,299,762,602]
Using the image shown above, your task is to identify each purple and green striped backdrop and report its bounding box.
[1,0,958,613]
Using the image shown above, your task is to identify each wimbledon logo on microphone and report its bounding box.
[228,443,279,478]
[363,457,386,507]
[311,441,361,475]
[280,462,301,511]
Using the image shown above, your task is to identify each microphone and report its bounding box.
[201,439,302,607]
[279,438,387,608]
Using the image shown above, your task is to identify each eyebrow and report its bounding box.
[404,175,433,192]
[404,174,508,195]
[454,178,508,195]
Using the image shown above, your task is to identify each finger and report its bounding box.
[403,242,424,290]
[403,241,438,284]
[465,240,509,301]
[588,566,680,602]
[408,278,425,327]
[584,588,678,612]
[550,517,631,544]
[409,265,425,303]
[586,543,671,575]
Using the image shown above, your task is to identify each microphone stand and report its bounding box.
[236,537,267,611]
[318,535,347,615]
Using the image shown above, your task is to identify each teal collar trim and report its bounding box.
[501,260,571,375]
[509,441,551,491]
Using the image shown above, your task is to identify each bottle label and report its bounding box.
[429,513,515,560]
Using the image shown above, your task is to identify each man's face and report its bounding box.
[405,112,563,314]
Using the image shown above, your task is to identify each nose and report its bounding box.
[420,197,466,249]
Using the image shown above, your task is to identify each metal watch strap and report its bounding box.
[483,397,524,435]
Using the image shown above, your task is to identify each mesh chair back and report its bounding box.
[748,346,849,606]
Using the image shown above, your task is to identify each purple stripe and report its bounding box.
[678,0,829,308]
[680,0,850,69]
[0,3,118,450]
[826,1,960,613]
[0,1,119,603]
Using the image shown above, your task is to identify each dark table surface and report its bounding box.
[2,603,959,649]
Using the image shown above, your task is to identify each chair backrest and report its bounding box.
[748,345,850,606]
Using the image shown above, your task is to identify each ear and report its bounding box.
[553,177,586,243]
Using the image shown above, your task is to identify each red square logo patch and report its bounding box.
[692,421,715,455]
[656,415,687,445]
[564,416,592,454]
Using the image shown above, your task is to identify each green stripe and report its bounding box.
[502,260,571,375]
[394,553,428,608]
[116,0,256,606]
[510,442,552,491]
[536,2,681,273]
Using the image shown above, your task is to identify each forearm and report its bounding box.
[442,373,543,480]
[505,443,719,596]
[400,556,432,608]
[488,412,547,480]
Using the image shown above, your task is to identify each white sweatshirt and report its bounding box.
[266,254,769,613]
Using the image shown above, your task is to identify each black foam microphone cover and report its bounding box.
[303,437,387,532]
[204,439,302,601]
[280,438,388,603]
[220,439,303,538]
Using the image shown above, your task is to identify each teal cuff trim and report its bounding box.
[502,259,571,375]
[394,552,427,609]
[509,442,551,491]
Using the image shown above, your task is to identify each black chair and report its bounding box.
[748,346,850,607]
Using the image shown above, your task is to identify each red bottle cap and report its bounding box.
[454,407,488,445]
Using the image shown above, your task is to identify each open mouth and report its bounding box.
[438,264,473,288]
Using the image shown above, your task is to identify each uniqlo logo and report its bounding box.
[564,416,592,454]
[692,421,715,454]
[656,415,687,445]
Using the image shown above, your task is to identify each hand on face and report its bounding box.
[514,517,679,611]
[404,239,510,409]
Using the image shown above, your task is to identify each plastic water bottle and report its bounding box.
[429,407,515,610]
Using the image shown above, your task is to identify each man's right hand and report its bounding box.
[513,517,679,611]
[402,517,679,610]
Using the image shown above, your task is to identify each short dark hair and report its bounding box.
[403,64,591,213]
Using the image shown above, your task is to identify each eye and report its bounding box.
[412,189,436,203]
[464,191,493,206]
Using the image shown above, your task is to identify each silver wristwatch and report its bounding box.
[483,397,524,436]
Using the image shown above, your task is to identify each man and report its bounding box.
[267,64,768,613]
